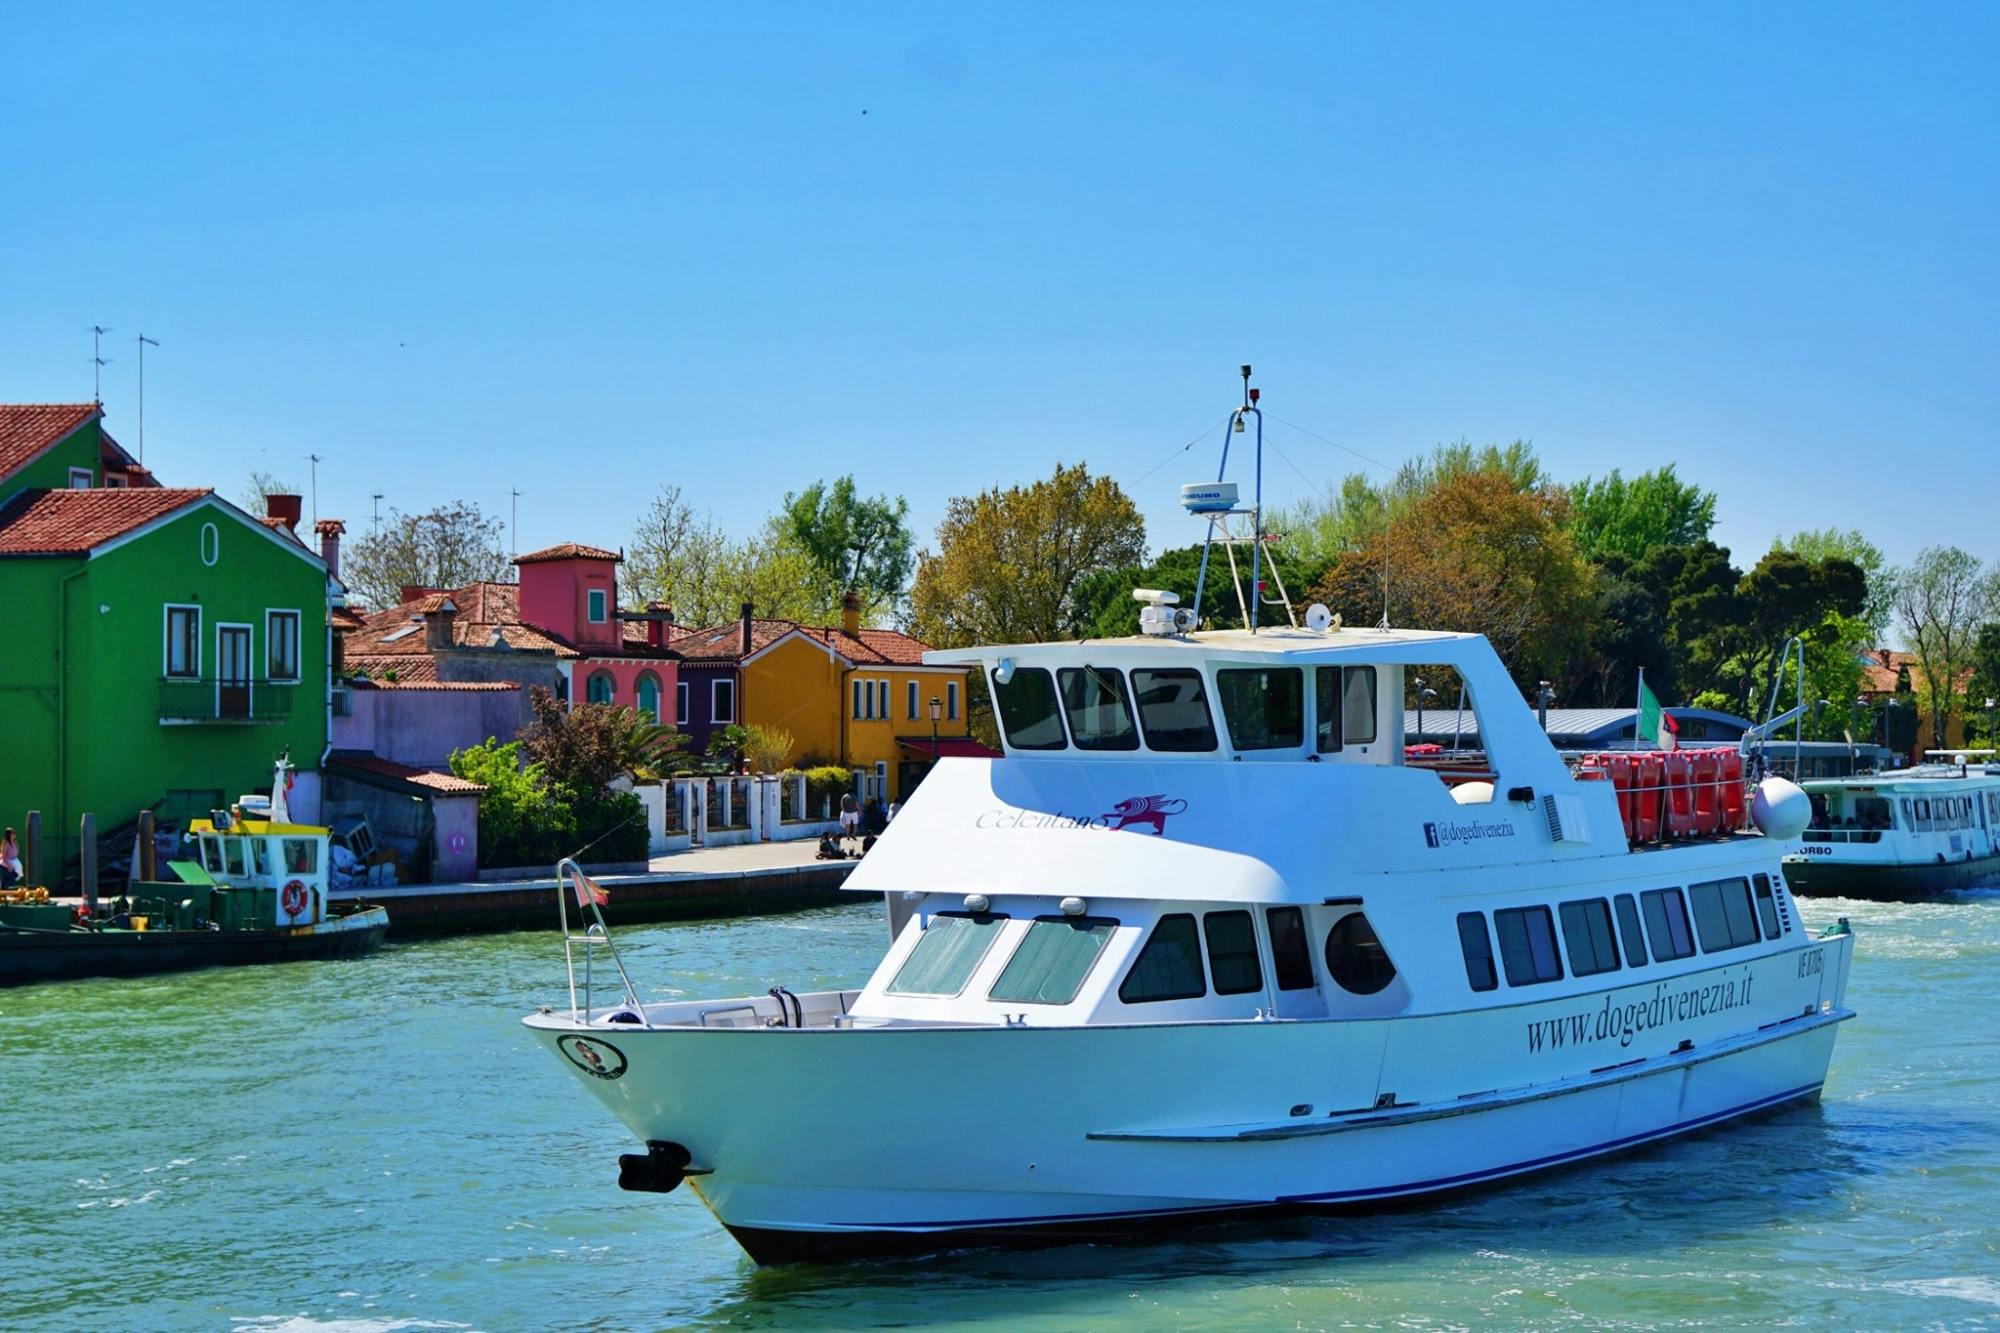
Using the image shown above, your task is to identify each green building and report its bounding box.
[0,403,335,876]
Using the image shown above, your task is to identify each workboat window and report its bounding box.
[1118,914,1206,1003]
[1614,893,1648,966]
[1204,910,1263,995]
[1641,888,1696,961]
[1324,912,1396,995]
[889,912,1007,997]
[249,837,270,876]
[1316,666,1378,751]
[1266,906,1316,990]
[1751,874,1782,939]
[283,839,318,874]
[197,838,219,874]
[1494,906,1563,986]
[1132,669,1218,752]
[1057,667,1140,751]
[992,668,1067,751]
[222,837,249,880]
[1217,667,1304,750]
[1559,899,1621,977]
[989,915,1117,1005]
[1457,912,1498,992]
[1690,877,1761,953]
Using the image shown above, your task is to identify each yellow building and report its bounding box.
[669,595,989,805]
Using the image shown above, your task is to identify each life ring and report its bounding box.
[281,879,310,919]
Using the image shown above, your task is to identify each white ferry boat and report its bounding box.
[523,373,1856,1263]
[1784,751,2000,898]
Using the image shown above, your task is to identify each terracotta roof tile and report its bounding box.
[351,676,518,692]
[514,541,621,565]
[314,518,346,535]
[330,752,487,794]
[341,581,581,659]
[0,487,211,556]
[0,403,99,480]
[347,654,442,683]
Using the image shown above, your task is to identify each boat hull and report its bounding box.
[527,935,1853,1263]
[1783,852,2000,899]
[0,907,390,986]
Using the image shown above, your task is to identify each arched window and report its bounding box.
[635,672,662,722]
[586,671,615,706]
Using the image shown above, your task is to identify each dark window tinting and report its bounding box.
[990,916,1117,1004]
[1457,911,1498,992]
[1266,906,1316,990]
[1494,906,1564,986]
[1613,893,1648,967]
[1204,910,1263,995]
[1119,914,1206,1003]
[1315,668,1342,752]
[1323,912,1396,994]
[1057,667,1139,751]
[1559,899,1621,977]
[1132,669,1218,752]
[1641,888,1695,961]
[1217,667,1305,750]
[888,913,1006,996]
[993,667,1067,750]
[1752,873,1781,939]
[1690,877,1761,953]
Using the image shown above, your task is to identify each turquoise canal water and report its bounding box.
[4,893,1997,1331]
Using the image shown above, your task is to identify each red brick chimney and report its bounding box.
[423,595,458,652]
[315,518,345,579]
[645,600,674,649]
[265,493,302,533]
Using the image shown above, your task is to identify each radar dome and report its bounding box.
[1750,776,1812,841]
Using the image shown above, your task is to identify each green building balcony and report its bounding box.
[158,676,298,725]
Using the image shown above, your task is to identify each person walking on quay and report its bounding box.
[839,792,859,845]
[0,827,21,890]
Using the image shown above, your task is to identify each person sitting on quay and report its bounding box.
[0,827,21,890]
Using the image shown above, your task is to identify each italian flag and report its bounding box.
[1637,673,1679,751]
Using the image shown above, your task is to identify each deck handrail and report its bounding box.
[555,856,652,1028]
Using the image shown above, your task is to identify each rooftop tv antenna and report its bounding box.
[90,324,113,403]
[1181,365,1298,635]
[371,492,384,534]
[136,334,160,463]
[511,487,522,557]
[307,453,323,528]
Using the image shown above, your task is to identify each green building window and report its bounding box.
[165,606,200,678]
[267,611,301,682]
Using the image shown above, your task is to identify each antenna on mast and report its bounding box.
[371,493,384,535]
[1181,365,1297,636]
[136,334,160,464]
[511,488,522,557]
[90,324,113,404]
[307,453,323,528]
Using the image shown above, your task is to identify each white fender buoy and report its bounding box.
[1751,776,1811,841]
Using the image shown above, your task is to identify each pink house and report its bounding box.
[513,542,681,721]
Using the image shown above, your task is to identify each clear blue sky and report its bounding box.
[4,3,1995,577]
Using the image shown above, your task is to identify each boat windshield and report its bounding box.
[993,668,1067,750]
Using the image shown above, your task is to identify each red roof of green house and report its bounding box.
[514,541,621,565]
[0,403,100,481]
[0,487,212,555]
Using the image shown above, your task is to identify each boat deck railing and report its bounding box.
[1802,828,1887,844]
[555,857,653,1029]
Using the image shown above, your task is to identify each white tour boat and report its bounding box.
[523,372,1857,1264]
[1784,751,2000,898]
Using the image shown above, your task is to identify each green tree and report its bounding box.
[624,485,826,627]
[777,477,914,622]
[1566,465,1717,564]
[344,501,510,609]
[909,462,1147,647]
[1070,543,1334,640]
[1893,546,1999,750]
[1777,528,1894,642]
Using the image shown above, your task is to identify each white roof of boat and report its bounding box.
[924,624,1479,667]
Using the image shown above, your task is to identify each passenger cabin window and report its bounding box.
[1216,667,1304,751]
[1614,893,1648,966]
[1131,669,1218,752]
[1494,906,1563,986]
[1690,877,1761,953]
[1752,874,1782,939]
[1057,667,1139,751]
[889,913,1006,996]
[1457,912,1498,992]
[1265,906,1316,990]
[992,667,1067,751]
[1641,888,1696,961]
[1204,910,1263,995]
[1323,912,1396,994]
[989,916,1116,1005]
[1559,899,1621,977]
[1119,914,1205,1003]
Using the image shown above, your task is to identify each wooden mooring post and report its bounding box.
[80,812,97,910]
[137,810,157,884]
[23,811,40,886]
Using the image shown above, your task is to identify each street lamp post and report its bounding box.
[1986,697,1997,748]
[928,697,942,767]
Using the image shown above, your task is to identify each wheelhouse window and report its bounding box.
[266,610,301,682]
[1266,906,1316,990]
[1323,911,1396,994]
[1457,911,1498,991]
[1613,893,1648,966]
[1689,877,1761,953]
[1752,874,1782,939]
[1057,667,1139,751]
[1494,906,1563,986]
[988,915,1117,1005]
[165,606,200,678]
[1204,910,1263,995]
[1316,666,1377,752]
[992,666,1067,750]
[1641,887,1696,961]
[1216,667,1304,750]
[1118,913,1206,1003]
[283,839,318,874]
[1559,899,1621,977]
[1131,669,1217,752]
[711,679,736,723]
[889,912,1006,997]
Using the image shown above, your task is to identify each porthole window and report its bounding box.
[1323,912,1396,995]
[200,522,220,566]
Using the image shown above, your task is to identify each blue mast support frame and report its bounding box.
[1191,366,1266,632]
